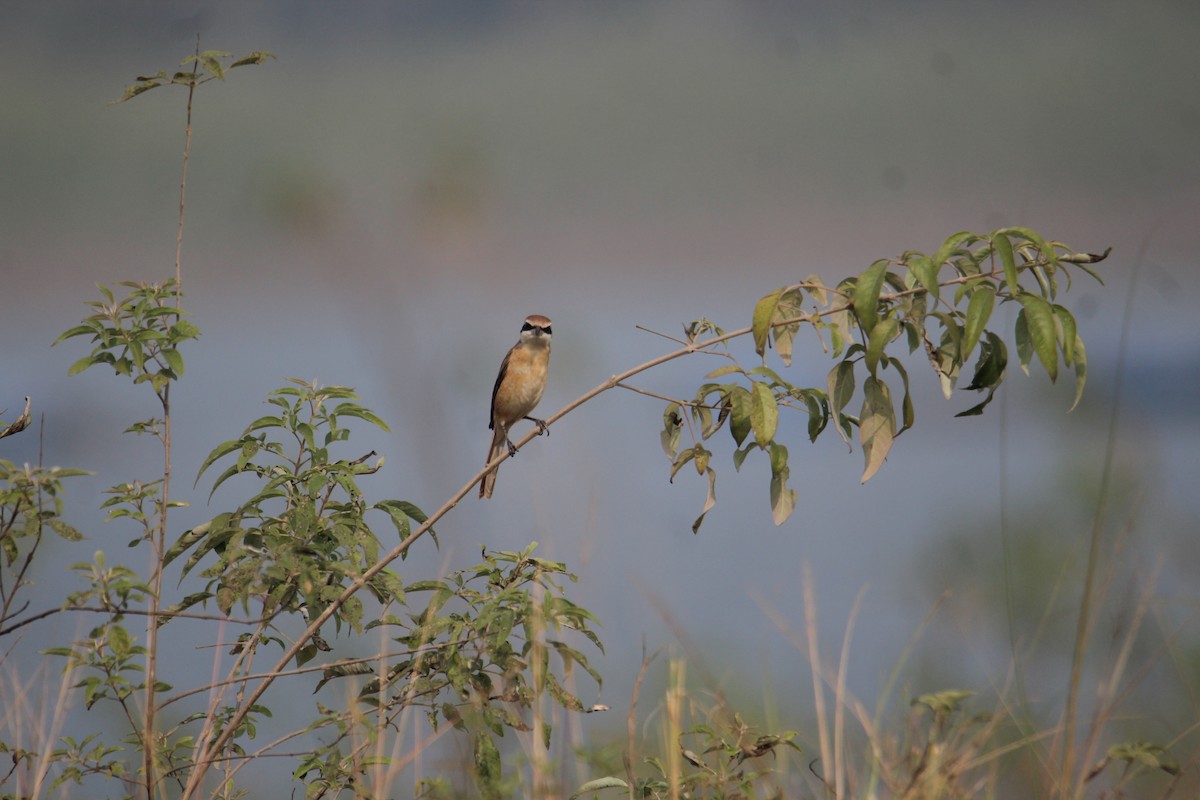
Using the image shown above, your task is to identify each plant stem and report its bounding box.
[1058,230,1148,798]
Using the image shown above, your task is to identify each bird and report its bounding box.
[480,314,552,499]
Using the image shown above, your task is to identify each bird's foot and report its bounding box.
[526,416,549,436]
[505,439,518,457]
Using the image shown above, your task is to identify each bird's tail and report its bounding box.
[479,427,507,499]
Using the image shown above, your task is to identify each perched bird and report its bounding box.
[480,314,552,499]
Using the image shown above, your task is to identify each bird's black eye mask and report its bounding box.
[522,323,551,335]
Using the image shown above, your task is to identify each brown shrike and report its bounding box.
[479,314,552,499]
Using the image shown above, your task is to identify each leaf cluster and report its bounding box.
[300,544,604,796]
[53,280,199,399]
[163,379,400,658]
[661,228,1107,529]
[114,50,275,104]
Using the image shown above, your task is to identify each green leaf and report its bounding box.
[668,448,696,483]
[1017,294,1058,381]
[827,360,855,450]
[961,285,995,361]
[335,404,391,432]
[865,317,898,377]
[67,355,97,376]
[749,381,778,448]
[769,444,796,526]
[161,348,184,377]
[1054,304,1077,366]
[1015,309,1033,376]
[472,734,501,791]
[195,439,244,484]
[887,357,915,434]
[1068,335,1087,412]
[661,402,682,457]
[705,364,742,379]
[859,377,895,483]
[230,51,277,69]
[53,324,99,345]
[1104,741,1179,776]
[691,467,717,534]
[752,288,784,357]
[853,259,889,335]
[964,331,1007,391]
[908,255,939,301]
[993,232,1019,295]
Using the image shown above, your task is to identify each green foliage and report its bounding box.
[11,37,1176,800]
[0,459,88,631]
[164,380,399,650]
[300,544,603,796]
[114,50,275,104]
[663,228,1108,529]
[53,279,199,399]
[572,701,800,799]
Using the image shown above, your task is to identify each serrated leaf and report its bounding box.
[962,285,995,361]
[859,377,895,483]
[853,259,889,335]
[749,381,778,447]
[1017,294,1058,381]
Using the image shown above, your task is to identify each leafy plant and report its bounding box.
[655,231,1107,530]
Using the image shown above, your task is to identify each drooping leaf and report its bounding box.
[691,468,717,534]
[908,255,939,301]
[961,285,995,361]
[752,288,784,357]
[1015,309,1033,376]
[1017,294,1059,381]
[993,232,1019,295]
[727,388,752,447]
[865,317,898,377]
[1054,304,1077,366]
[768,443,796,526]
[749,381,778,448]
[853,259,889,335]
[1069,335,1087,412]
[827,360,855,449]
[859,377,895,483]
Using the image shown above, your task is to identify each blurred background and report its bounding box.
[3,0,1199,793]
